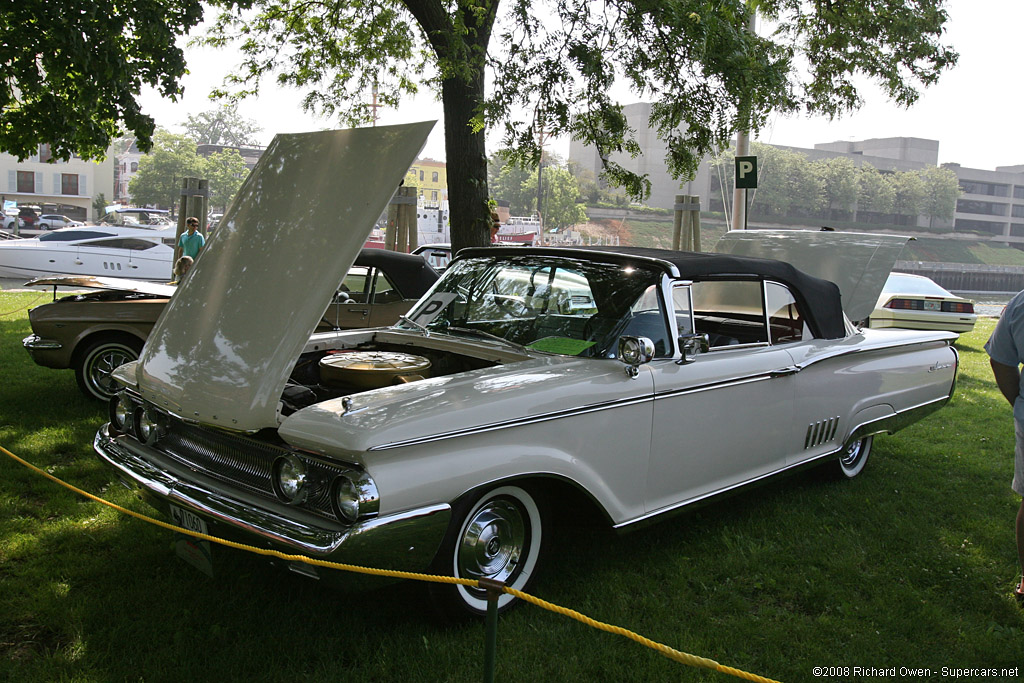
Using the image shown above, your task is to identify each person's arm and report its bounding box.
[990,359,1021,407]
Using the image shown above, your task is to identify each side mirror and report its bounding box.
[618,336,655,378]
[678,333,709,364]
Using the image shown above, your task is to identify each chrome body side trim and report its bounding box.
[94,425,450,572]
[368,366,797,452]
[792,336,955,372]
[368,393,656,451]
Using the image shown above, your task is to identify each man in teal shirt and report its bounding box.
[178,216,205,259]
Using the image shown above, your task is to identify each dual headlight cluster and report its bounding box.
[108,394,167,445]
[108,394,377,525]
[271,454,378,524]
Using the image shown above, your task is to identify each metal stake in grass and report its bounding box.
[479,577,505,683]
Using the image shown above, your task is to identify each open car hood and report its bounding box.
[24,275,177,298]
[134,123,434,431]
[714,230,911,323]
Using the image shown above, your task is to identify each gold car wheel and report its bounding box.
[75,339,142,401]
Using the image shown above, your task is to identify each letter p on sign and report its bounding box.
[735,156,757,189]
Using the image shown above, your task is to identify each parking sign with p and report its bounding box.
[735,156,758,189]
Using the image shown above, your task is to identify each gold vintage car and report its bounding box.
[22,249,438,400]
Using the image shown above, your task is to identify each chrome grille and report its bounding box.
[156,421,349,521]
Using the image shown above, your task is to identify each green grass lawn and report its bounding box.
[1,291,1022,682]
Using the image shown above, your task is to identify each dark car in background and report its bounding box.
[22,249,438,400]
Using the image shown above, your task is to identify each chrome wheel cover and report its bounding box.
[457,498,526,584]
[840,440,864,468]
[451,486,542,613]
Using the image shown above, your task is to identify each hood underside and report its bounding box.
[714,229,911,323]
[134,123,434,431]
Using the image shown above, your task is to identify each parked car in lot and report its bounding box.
[38,214,83,230]
[868,272,977,334]
[23,249,438,400]
[92,125,959,617]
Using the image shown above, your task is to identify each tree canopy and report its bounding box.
[182,102,263,147]
[202,0,955,251]
[128,131,251,212]
[0,0,203,161]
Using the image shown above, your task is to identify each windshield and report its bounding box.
[399,254,667,357]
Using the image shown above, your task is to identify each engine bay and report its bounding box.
[281,338,503,415]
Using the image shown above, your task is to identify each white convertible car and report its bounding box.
[94,124,959,616]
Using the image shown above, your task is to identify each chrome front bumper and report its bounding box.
[93,425,451,576]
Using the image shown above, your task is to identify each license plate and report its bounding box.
[923,300,941,311]
[169,504,214,577]
[169,503,208,536]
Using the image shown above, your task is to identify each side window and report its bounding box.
[339,266,370,303]
[691,280,768,347]
[620,284,671,357]
[671,285,694,336]
[370,270,403,304]
[765,281,808,344]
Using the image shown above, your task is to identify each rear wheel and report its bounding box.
[429,484,545,618]
[74,337,143,401]
[837,436,872,479]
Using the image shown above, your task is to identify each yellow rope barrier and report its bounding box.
[2,444,781,683]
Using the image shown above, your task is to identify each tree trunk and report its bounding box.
[442,71,491,252]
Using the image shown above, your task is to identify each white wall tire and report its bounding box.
[837,436,872,479]
[430,484,545,618]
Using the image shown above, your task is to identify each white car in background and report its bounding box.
[868,272,977,334]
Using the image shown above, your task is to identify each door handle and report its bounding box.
[770,366,800,377]
[347,308,370,315]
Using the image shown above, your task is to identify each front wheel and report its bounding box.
[74,338,142,401]
[836,436,872,479]
[429,484,545,618]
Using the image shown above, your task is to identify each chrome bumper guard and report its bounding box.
[23,334,62,350]
[93,425,451,575]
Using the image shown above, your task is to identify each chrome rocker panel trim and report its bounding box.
[94,425,451,573]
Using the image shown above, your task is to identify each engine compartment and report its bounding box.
[281,339,502,415]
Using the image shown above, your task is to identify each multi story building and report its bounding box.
[569,102,1024,246]
[1,145,115,222]
[404,158,448,205]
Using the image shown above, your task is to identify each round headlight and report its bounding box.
[332,475,360,523]
[133,407,161,445]
[273,455,308,504]
[109,395,131,434]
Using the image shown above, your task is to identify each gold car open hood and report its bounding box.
[714,229,910,323]
[25,275,177,298]
[134,123,434,431]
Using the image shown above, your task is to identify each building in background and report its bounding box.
[115,139,144,204]
[404,159,448,205]
[2,145,115,222]
[569,102,1024,246]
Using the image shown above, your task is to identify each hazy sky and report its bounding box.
[142,0,1022,173]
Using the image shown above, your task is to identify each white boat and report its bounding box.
[0,222,176,281]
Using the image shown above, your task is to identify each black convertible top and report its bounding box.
[353,248,439,298]
[459,245,847,339]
